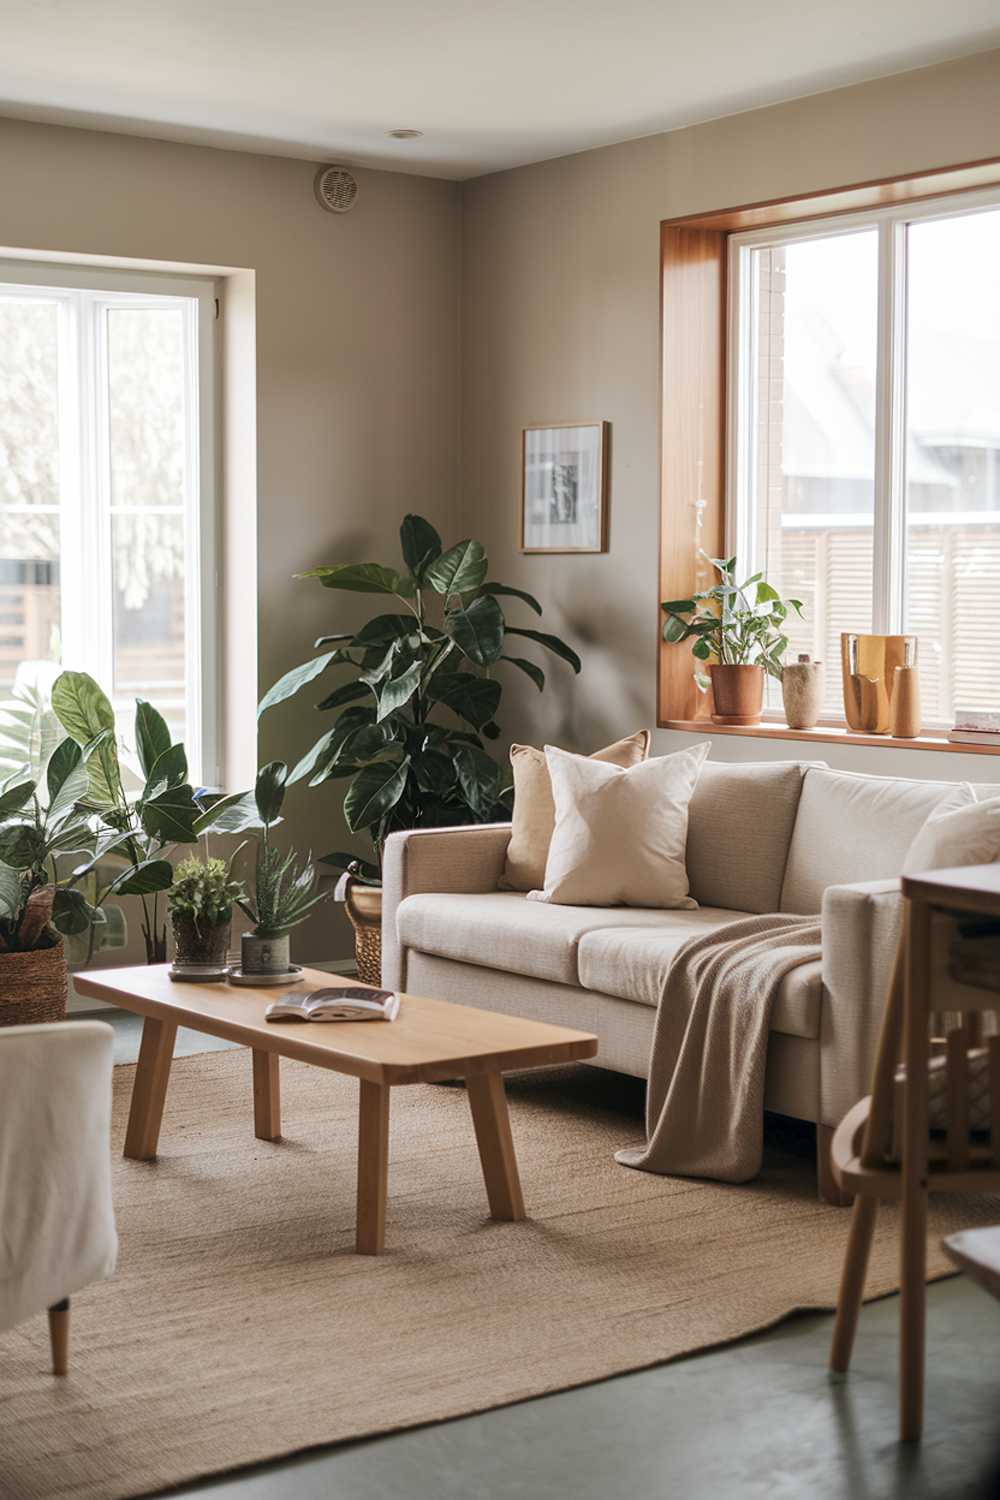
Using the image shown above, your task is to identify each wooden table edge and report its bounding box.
[74,974,600,1085]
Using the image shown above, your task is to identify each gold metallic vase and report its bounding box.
[840,633,918,735]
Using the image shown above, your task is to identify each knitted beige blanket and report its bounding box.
[616,913,822,1184]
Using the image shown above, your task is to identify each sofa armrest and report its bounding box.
[819,877,902,1129]
[381,823,512,991]
[0,1020,118,1333]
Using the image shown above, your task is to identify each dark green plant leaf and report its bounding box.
[193,790,263,836]
[313,632,356,648]
[482,721,501,740]
[412,748,456,795]
[255,761,288,825]
[107,857,176,897]
[444,594,505,666]
[297,562,415,598]
[661,598,697,615]
[481,582,542,615]
[51,886,99,936]
[0,824,45,867]
[500,656,545,692]
[0,779,36,816]
[144,742,188,797]
[319,851,381,883]
[504,626,581,674]
[134,700,172,779]
[452,743,504,818]
[45,739,87,821]
[344,757,411,833]
[257,651,338,719]
[140,784,200,845]
[315,679,372,713]
[351,614,419,649]
[692,639,711,660]
[426,671,501,728]
[400,514,443,580]
[425,539,487,597]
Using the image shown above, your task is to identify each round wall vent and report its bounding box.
[314,165,359,214]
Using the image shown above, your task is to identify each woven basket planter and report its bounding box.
[0,942,68,1027]
[343,880,383,988]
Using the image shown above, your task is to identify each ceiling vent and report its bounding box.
[314,165,359,214]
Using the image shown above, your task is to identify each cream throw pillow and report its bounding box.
[903,787,1000,874]
[528,741,711,909]
[500,730,651,891]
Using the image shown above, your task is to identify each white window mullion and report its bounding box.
[55,293,85,673]
[871,219,908,633]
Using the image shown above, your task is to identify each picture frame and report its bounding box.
[520,421,609,554]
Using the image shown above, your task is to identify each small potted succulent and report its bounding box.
[661,554,803,726]
[167,856,245,975]
[236,762,329,976]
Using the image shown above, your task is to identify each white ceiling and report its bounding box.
[0,1,998,180]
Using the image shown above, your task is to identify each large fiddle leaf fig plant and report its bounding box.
[259,514,581,882]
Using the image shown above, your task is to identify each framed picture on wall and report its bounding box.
[520,421,609,553]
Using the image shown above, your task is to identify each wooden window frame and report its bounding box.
[657,155,1000,753]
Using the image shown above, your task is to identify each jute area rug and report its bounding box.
[2,1050,996,1500]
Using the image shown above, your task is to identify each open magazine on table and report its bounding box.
[265,987,401,1023]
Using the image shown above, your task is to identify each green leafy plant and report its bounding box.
[51,671,206,963]
[661,554,803,688]
[0,734,109,952]
[168,856,245,929]
[259,514,582,883]
[237,763,329,937]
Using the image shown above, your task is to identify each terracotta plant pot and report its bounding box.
[0,942,68,1027]
[343,878,383,987]
[709,663,764,726]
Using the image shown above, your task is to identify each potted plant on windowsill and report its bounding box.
[235,762,330,977]
[256,513,582,982]
[661,555,803,726]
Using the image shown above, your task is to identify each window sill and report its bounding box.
[661,720,1000,756]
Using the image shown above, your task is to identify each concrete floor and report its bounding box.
[97,1009,1000,1500]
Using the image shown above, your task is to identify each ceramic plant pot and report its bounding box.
[781,654,824,730]
[171,914,231,970]
[241,931,291,976]
[709,663,764,726]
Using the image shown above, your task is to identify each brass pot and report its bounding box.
[709,663,764,726]
[343,879,383,987]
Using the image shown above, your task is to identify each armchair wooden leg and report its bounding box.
[830,1196,878,1375]
[48,1297,70,1376]
[817,1123,854,1207]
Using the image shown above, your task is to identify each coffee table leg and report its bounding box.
[466,1071,526,1222]
[252,1050,281,1141]
[124,1017,178,1160]
[356,1080,390,1254]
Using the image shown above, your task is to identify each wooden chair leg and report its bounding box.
[48,1297,70,1376]
[817,1123,854,1207]
[830,1195,879,1374]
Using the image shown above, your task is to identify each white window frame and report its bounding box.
[0,261,220,784]
[726,183,1000,721]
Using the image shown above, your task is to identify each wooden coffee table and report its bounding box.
[75,965,598,1254]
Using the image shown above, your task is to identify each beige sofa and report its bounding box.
[382,760,998,1202]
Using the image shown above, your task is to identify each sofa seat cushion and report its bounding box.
[395,891,741,988]
[577,926,822,1039]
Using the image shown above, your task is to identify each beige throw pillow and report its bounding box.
[527,741,711,909]
[501,730,651,891]
[903,787,1000,874]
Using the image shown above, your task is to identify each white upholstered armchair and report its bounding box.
[0,1020,118,1374]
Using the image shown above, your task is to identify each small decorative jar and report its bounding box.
[782,654,824,730]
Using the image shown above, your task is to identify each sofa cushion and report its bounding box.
[576,925,822,1039]
[396,891,738,988]
[780,766,961,914]
[685,760,817,914]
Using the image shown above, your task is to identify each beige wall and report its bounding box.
[0,116,461,963]
[460,48,1000,790]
